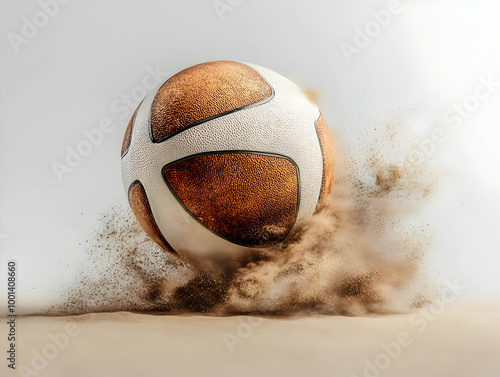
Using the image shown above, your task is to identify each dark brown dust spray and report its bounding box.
[51,113,437,316]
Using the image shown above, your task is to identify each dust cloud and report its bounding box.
[50,113,438,316]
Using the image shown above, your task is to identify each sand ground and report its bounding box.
[2,299,499,377]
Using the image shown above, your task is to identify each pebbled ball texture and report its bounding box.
[163,152,299,246]
[128,181,176,254]
[150,61,273,142]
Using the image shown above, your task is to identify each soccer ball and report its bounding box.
[121,61,334,265]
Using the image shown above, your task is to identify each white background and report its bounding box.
[0,0,499,312]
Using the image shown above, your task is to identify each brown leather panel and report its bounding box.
[150,61,273,142]
[315,114,335,211]
[128,181,176,254]
[121,106,139,156]
[164,153,298,246]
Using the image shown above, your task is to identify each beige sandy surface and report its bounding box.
[2,299,499,377]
